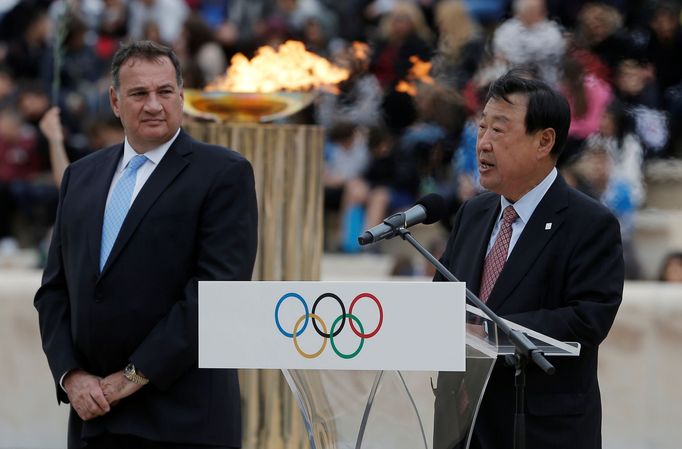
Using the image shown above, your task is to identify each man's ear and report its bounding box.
[537,128,556,159]
[109,86,120,118]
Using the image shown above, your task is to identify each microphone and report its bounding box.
[358,193,446,246]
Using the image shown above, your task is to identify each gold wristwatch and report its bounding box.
[123,363,149,385]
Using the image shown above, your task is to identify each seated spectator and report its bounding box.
[363,125,414,222]
[3,5,49,80]
[659,252,682,282]
[300,15,333,58]
[640,1,682,101]
[323,121,370,252]
[614,59,669,156]
[370,1,433,90]
[316,41,383,128]
[0,64,16,109]
[393,81,466,213]
[38,107,124,188]
[644,2,682,158]
[575,3,634,76]
[452,117,482,206]
[174,14,227,87]
[98,0,128,42]
[128,0,189,45]
[568,137,641,279]
[42,14,104,134]
[595,101,646,206]
[462,0,508,24]
[558,57,613,166]
[431,0,485,90]
[614,59,660,109]
[86,114,125,152]
[0,104,55,248]
[16,82,54,165]
[492,0,565,86]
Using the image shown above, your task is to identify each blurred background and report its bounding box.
[1,0,681,448]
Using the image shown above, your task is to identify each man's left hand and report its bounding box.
[100,371,144,405]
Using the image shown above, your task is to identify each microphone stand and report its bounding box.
[393,226,555,449]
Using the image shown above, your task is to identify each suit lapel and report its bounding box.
[88,145,123,272]
[99,131,192,277]
[485,176,569,311]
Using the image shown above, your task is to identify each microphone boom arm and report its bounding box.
[393,226,555,376]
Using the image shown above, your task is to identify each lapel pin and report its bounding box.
[545,223,552,230]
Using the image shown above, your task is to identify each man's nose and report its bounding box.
[477,132,492,152]
[144,93,162,112]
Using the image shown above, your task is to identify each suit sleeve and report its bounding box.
[503,208,624,348]
[129,156,258,390]
[34,165,82,403]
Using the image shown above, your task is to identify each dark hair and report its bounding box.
[486,69,571,157]
[327,121,356,143]
[111,40,183,92]
[652,1,681,19]
[604,99,635,147]
[368,125,390,150]
[659,251,682,281]
[562,58,587,118]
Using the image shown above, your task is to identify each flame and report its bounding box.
[206,40,350,93]
[395,56,434,96]
[352,41,370,62]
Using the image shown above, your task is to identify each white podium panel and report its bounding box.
[199,281,466,371]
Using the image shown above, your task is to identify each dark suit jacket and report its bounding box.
[435,175,624,449]
[34,130,258,448]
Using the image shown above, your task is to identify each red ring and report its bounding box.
[349,293,383,338]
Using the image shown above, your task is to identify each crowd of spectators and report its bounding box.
[0,0,681,279]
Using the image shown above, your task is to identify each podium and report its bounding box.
[199,282,579,449]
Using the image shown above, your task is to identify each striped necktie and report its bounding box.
[479,205,518,302]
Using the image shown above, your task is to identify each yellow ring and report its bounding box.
[293,313,327,359]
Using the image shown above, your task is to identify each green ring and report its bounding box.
[329,313,364,359]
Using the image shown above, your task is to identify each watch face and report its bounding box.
[124,363,135,375]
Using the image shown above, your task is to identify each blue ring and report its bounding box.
[275,292,309,338]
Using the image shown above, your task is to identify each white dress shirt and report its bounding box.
[104,129,180,208]
[486,167,558,258]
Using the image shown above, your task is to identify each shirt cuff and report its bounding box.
[59,370,71,392]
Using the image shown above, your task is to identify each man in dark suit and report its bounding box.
[34,41,258,448]
[435,71,624,449]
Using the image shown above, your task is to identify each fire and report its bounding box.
[352,41,370,61]
[206,40,350,93]
[396,56,434,96]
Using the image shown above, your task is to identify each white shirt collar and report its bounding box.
[119,128,181,172]
[500,167,557,225]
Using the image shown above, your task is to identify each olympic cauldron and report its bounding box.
[183,41,350,449]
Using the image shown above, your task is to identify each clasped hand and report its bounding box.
[63,369,144,421]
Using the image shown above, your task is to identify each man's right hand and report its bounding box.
[63,369,111,421]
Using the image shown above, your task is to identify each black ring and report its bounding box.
[312,293,346,338]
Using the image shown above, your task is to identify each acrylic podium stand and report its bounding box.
[280,305,579,449]
[198,282,580,449]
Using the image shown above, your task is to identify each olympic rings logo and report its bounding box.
[274,292,383,359]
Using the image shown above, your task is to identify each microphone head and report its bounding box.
[416,193,447,225]
[358,231,373,246]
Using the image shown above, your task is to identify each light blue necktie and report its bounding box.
[100,154,148,271]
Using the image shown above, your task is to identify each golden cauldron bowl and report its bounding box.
[183,89,317,123]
